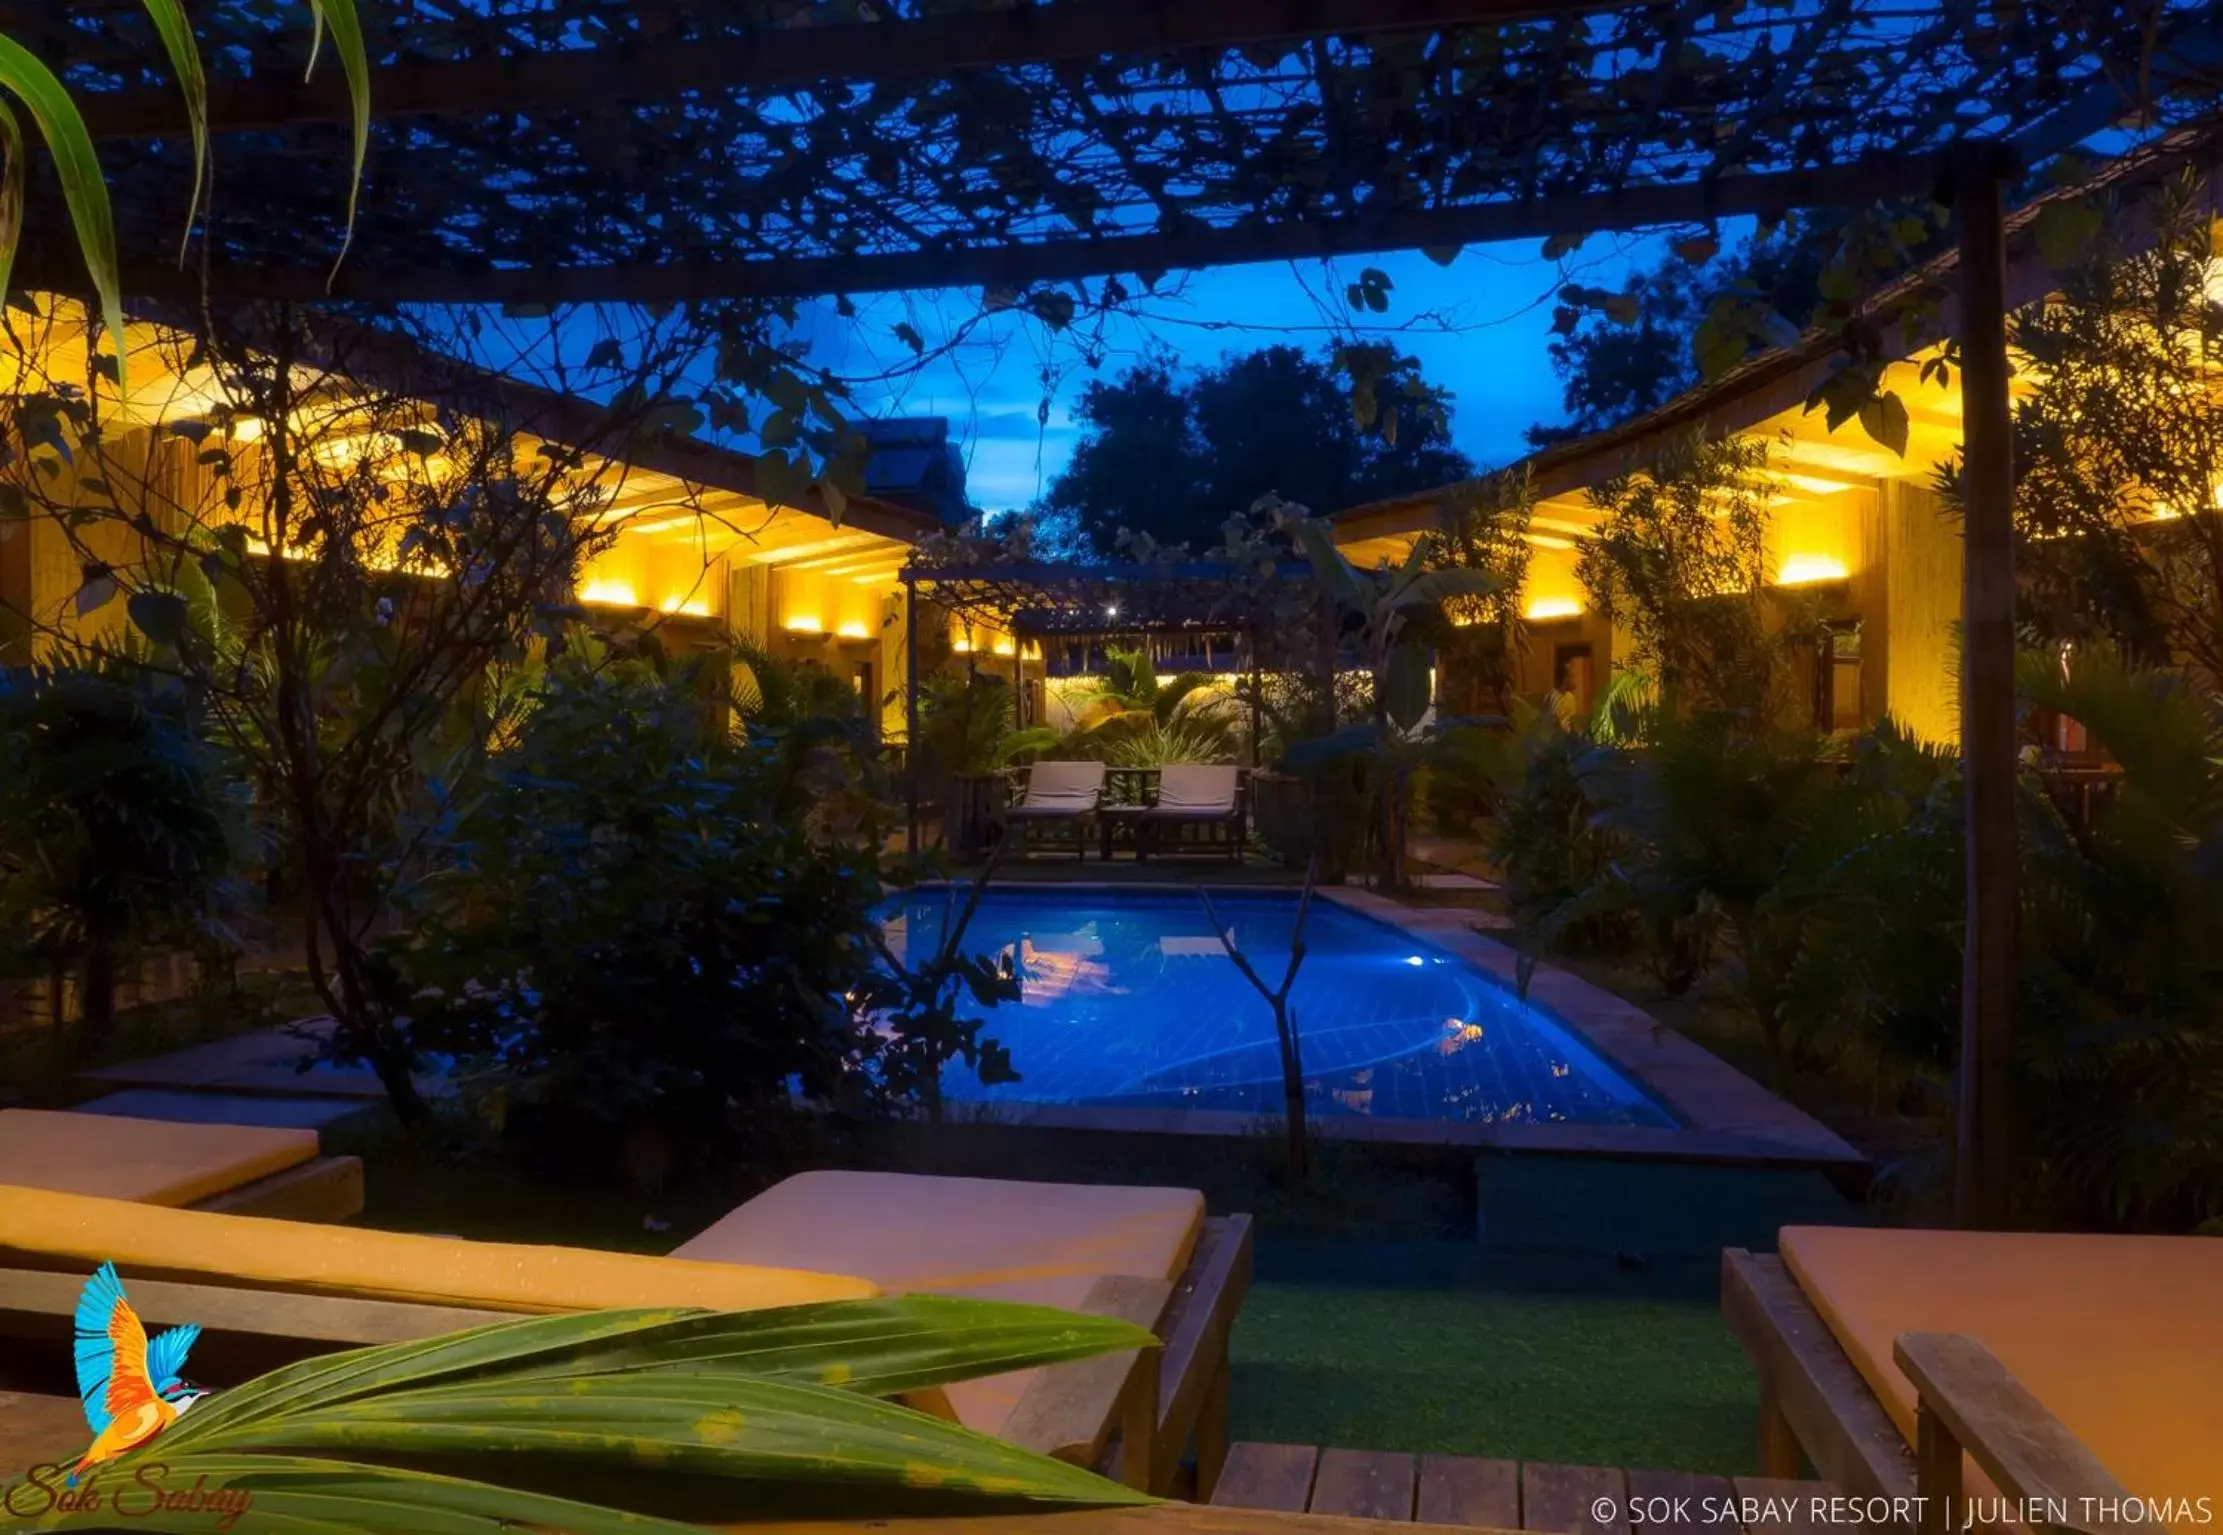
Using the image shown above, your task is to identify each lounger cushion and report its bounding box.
[1018,761,1106,810]
[675,1171,1206,1435]
[0,1109,318,1208]
[1151,765,1238,815]
[0,1182,881,1314]
[1781,1225,2223,1525]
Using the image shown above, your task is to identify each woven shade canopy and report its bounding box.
[8,0,2219,306]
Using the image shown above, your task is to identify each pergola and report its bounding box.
[900,554,1325,790]
[17,0,2223,1226]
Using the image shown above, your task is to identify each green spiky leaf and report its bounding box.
[303,0,372,277]
[163,1298,1156,1448]
[138,0,210,261]
[0,34,127,390]
[0,98,23,308]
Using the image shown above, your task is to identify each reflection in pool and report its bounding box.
[877,888,1672,1126]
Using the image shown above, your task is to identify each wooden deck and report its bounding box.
[1211,1444,1835,1535]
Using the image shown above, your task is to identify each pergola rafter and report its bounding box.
[11,0,2217,309]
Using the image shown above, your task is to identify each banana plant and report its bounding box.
[1285,512,1503,888]
[12,1295,1159,1533]
[0,1,371,385]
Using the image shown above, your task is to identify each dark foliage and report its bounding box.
[380,654,891,1182]
[1528,220,1831,447]
[0,662,246,1046]
[1039,345,1472,554]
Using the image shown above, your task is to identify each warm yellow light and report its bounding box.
[992,638,1016,657]
[785,616,826,634]
[659,595,712,617]
[625,513,699,538]
[1776,555,1849,587]
[581,579,640,607]
[243,536,311,563]
[838,622,869,639]
[1524,597,1582,621]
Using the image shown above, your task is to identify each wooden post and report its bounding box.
[905,573,922,859]
[1954,151,2018,1231]
[1247,627,1263,769]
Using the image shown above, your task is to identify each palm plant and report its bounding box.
[1478,701,1628,955]
[1771,717,1965,1109]
[0,2,370,381]
[17,1296,1159,1533]
[1521,712,1830,1064]
[1060,648,1242,765]
[727,639,892,837]
[2013,649,2223,1229]
[915,674,1058,777]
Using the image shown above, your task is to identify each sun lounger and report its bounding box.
[0,1108,364,1220]
[1137,765,1245,863]
[676,1171,1253,1498]
[1005,760,1108,861]
[1723,1228,2223,1532]
[0,1170,1253,1498]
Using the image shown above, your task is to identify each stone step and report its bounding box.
[71,1089,374,1136]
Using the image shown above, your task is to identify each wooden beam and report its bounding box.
[1953,153,2018,1233]
[74,0,1628,140]
[1893,1333,2138,1535]
[74,154,1951,306]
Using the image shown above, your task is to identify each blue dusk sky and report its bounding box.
[789,231,1669,517]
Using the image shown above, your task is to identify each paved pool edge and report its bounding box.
[1318,887,1867,1173]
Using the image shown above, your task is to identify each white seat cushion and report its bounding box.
[674,1171,1206,1437]
[1152,765,1237,814]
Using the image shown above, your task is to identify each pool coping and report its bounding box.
[913,879,1869,1176]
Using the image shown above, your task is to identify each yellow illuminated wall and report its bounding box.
[773,566,883,639]
[1882,478,1962,744]
[1767,498,1856,589]
[1521,544,1587,622]
[576,538,728,618]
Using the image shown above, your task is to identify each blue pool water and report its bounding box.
[878,888,1673,1126]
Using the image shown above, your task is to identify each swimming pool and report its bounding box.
[878,887,1673,1126]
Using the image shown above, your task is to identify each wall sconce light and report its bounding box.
[581,580,640,607]
[1524,597,1582,621]
[1776,555,1849,587]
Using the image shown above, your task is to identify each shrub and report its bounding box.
[382,656,889,1182]
[1481,703,1627,950]
[0,662,247,1048]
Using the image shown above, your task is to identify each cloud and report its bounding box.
[966,408,1078,442]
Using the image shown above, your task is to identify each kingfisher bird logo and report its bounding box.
[69,1262,209,1485]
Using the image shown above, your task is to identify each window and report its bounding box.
[1813,620,1863,732]
[854,661,877,737]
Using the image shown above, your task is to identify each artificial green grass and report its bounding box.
[336,1121,1861,1476]
[1229,1240,1760,1473]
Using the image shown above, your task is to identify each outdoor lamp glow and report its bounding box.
[1776,555,1848,586]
